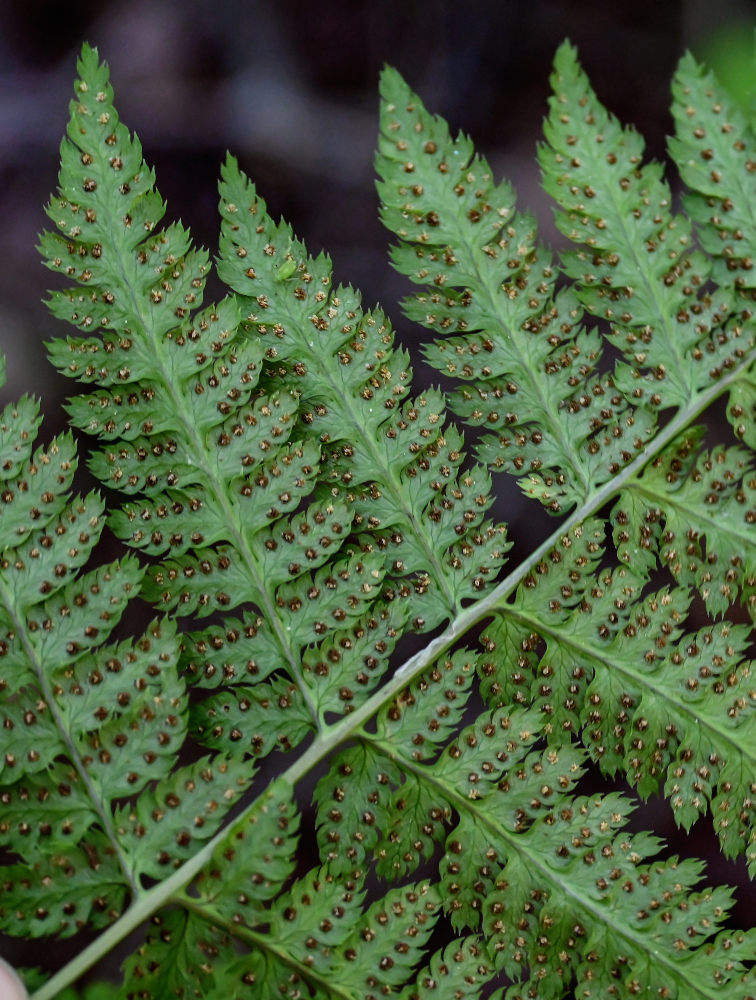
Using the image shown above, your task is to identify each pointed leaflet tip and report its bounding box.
[552,37,580,72]
[76,41,104,81]
[378,64,411,103]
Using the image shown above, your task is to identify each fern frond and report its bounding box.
[39,44,510,769]
[188,877,441,1000]
[376,66,655,513]
[398,936,490,1000]
[216,155,510,628]
[670,55,756,457]
[0,354,254,978]
[615,437,756,616]
[478,519,755,869]
[540,42,753,409]
[118,908,224,999]
[13,39,755,1000]
[0,375,160,933]
[40,45,347,742]
[375,43,756,872]
[313,662,754,999]
[129,782,442,1000]
[671,53,756,295]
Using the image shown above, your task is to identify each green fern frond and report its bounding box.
[190,877,441,1000]
[540,42,752,408]
[130,781,443,999]
[0,360,249,963]
[671,53,756,294]
[615,438,756,615]
[39,44,509,766]
[0,367,197,938]
[376,65,656,513]
[216,156,510,628]
[377,45,755,872]
[40,45,348,743]
[670,55,756,457]
[398,936,490,1000]
[312,665,754,999]
[118,908,223,999]
[4,37,753,1000]
[479,520,755,868]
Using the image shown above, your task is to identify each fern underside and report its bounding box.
[0,39,753,1000]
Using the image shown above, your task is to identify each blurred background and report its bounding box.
[0,0,754,985]
[2,0,755,412]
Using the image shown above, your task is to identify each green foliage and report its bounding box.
[0,37,753,1000]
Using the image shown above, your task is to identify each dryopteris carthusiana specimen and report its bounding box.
[0,39,753,1000]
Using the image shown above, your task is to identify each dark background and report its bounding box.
[3,0,754,413]
[0,0,754,986]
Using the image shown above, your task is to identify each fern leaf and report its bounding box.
[59,622,185,798]
[216,156,510,624]
[41,46,353,745]
[670,55,756,457]
[192,781,299,920]
[376,43,756,874]
[376,66,657,513]
[0,385,136,938]
[671,53,756,294]
[184,783,440,998]
[190,676,313,757]
[615,439,756,616]
[330,881,440,991]
[540,42,751,409]
[1,846,128,939]
[314,661,752,999]
[300,601,406,716]
[41,44,497,761]
[15,40,755,1000]
[195,877,440,1000]
[266,864,366,968]
[479,518,755,868]
[200,876,440,999]
[0,394,42,484]
[313,740,402,878]
[0,430,77,554]
[113,754,252,879]
[398,936,491,1000]
[119,909,223,1000]
[0,364,251,957]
